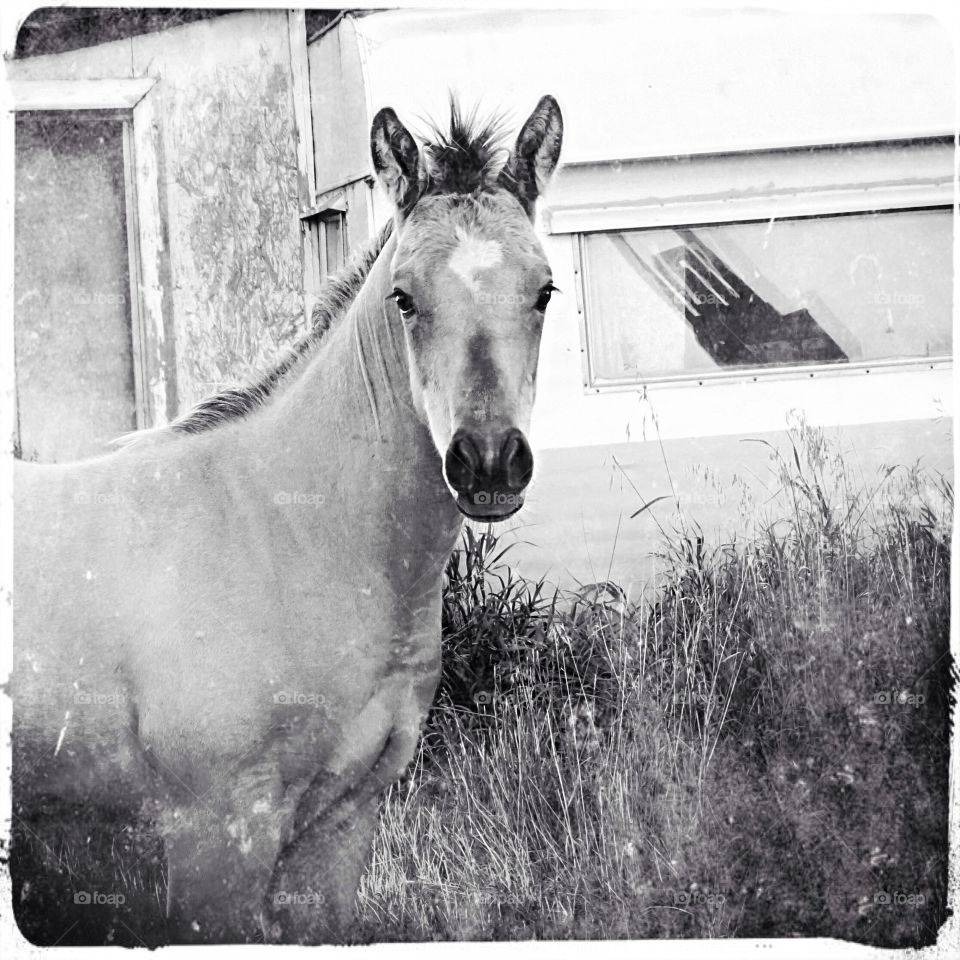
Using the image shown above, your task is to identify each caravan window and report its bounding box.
[577,208,952,386]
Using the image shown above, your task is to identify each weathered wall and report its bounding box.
[10,10,306,415]
[161,26,303,408]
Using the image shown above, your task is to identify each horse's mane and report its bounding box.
[155,99,510,438]
[165,219,394,436]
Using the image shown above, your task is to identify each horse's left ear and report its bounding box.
[371,107,422,214]
[498,95,563,219]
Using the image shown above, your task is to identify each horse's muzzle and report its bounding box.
[444,426,533,521]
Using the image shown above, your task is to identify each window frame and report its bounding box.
[548,137,954,393]
[299,177,377,320]
[317,207,347,280]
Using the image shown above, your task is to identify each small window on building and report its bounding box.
[309,208,346,281]
[578,208,952,386]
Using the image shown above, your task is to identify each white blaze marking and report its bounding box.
[448,226,502,296]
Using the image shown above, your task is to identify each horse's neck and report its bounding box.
[243,231,462,572]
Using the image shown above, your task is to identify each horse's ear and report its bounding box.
[371,107,422,214]
[498,95,563,219]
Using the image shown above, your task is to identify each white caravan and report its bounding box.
[304,7,953,596]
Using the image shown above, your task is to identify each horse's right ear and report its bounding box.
[371,107,422,214]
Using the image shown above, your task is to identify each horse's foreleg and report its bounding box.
[264,774,382,944]
[265,713,421,944]
[263,674,428,943]
[160,766,289,943]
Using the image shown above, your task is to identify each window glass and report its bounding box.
[580,209,952,384]
[322,212,344,277]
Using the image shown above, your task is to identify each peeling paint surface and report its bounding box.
[9,11,307,420]
[168,49,304,407]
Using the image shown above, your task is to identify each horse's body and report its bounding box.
[13,97,562,943]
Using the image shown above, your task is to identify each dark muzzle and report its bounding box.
[444,426,533,520]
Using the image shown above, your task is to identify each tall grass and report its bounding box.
[359,421,952,945]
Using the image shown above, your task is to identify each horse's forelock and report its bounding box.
[421,99,511,197]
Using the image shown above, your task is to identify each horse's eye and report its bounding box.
[535,283,558,312]
[387,288,416,319]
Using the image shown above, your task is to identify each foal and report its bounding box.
[13,95,563,943]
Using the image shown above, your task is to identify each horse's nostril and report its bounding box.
[445,433,481,495]
[501,429,533,491]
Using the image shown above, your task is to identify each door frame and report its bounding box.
[8,77,173,434]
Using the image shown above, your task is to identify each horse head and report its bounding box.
[370,96,563,521]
